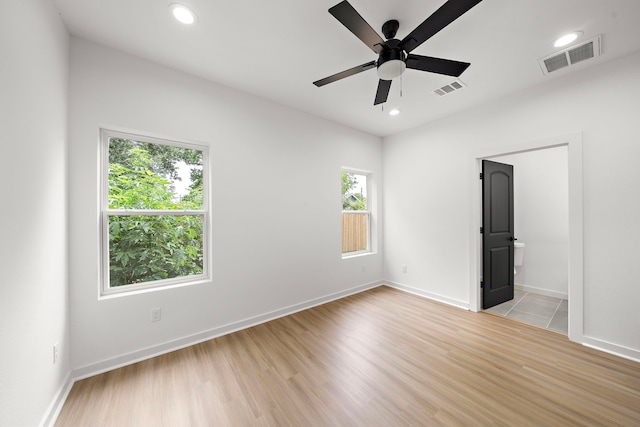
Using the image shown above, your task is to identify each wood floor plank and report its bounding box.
[55,286,640,426]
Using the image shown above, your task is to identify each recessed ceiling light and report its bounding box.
[554,31,582,48]
[388,109,401,116]
[170,4,197,25]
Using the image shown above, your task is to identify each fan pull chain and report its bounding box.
[400,75,403,98]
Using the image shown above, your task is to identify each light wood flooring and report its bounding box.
[55,286,640,426]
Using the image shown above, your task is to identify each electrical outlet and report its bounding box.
[53,343,59,364]
[151,308,162,322]
[402,265,407,273]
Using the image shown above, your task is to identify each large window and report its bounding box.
[101,129,209,295]
[341,170,370,256]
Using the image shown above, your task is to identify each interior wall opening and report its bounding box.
[469,133,584,343]
[483,146,569,334]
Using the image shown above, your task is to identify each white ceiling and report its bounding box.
[52,0,640,137]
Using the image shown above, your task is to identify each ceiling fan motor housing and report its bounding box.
[377,39,406,80]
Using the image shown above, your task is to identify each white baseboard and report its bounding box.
[385,281,640,364]
[41,279,639,426]
[383,281,469,310]
[515,283,568,300]
[72,280,383,381]
[43,280,383,425]
[581,336,640,364]
[39,372,74,427]
[41,280,384,426]
[516,286,639,362]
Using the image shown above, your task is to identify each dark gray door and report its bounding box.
[482,160,515,309]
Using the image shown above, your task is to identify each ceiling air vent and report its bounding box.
[538,35,601,75]
[433,79,466,96]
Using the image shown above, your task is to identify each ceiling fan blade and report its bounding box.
[406,54,470,76]
[374,79,392,105]
[313,61,377,87]
[400,0,483,53]
[329,1,385,54]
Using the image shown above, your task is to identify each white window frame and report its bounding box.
[100,128,210,296]
[341,168,372,258]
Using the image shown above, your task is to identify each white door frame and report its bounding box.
[468,132,583,342]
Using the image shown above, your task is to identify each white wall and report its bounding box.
[0,1,70,426]
[383,51,640,358]
[68,39,383,371]
[496,147,569,298]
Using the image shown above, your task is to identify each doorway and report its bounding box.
[469,133,584,342]
[483,148,568,333]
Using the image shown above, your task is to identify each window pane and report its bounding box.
[342,212,369,253]
[341,172,367,211]
[108,138,203,210]
[108,215,204,287]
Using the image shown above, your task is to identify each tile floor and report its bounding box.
[485,289,568,334]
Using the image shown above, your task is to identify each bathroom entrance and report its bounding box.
[470,134,584,340]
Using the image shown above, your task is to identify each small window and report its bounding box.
[100,129,209,295]
[341,171,370,256]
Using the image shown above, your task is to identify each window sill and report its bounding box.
[99,276,210,300]
[342,251,376,260]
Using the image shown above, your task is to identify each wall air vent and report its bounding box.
[538,35,601,75]
[433,79,466,96]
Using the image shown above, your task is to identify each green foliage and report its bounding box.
[341,172,367,211]
[108,138,204,287]
[109,138,203,184]
[108,215,203,287]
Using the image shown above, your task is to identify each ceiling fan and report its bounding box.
[313,0,483,105]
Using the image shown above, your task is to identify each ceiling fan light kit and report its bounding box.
[313,0,483,105]
[377,48,406,80]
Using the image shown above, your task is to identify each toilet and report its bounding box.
[514,242,525,274]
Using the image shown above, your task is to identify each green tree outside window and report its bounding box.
[106,137,206,288]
